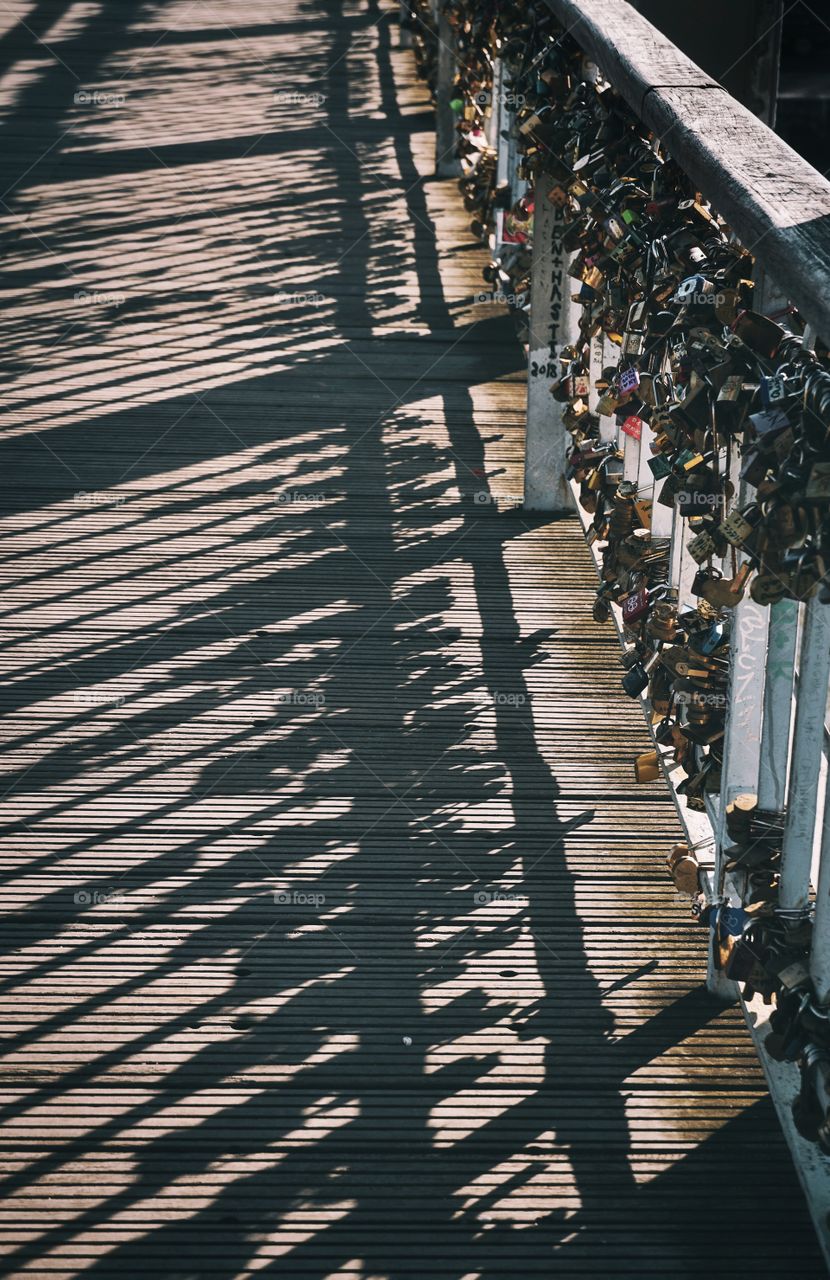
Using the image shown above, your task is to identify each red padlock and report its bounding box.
[621,586,649,624]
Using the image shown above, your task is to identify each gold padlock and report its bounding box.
[701,562,752,609]
[666,844,701,896]
[595,389,621,416]
[634,751,660,783]
[634,499,652,529]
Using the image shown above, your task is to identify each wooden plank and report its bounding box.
[0,0,821,1275]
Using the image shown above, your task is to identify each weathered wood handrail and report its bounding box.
[544,0,830,341]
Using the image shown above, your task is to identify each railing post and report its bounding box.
[757,599,798,812]
[779,604,830,910]
[707,596,769,996]
[495,82,511,199]
[399,1,412,49]
[433,2,462,177]
[811,779,830,1004]
[486,59,502,151]
[523,172,574,514]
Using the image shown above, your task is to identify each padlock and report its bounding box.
[648,453,673,481]
[672,274,715,307]
[805,461,830,503]
[634,750,660,783]
[780,545,824,601]
[749,407,791,439]
[793,1045,830,1154]
[618,366,640,396]
[719,505,757,547]
[666,843,701,895]
[647,601,679,643]
[621,649,660,697]
[732,309,785,359]
[699,562,751,609]
[692,621,726,655]
[766,989,810,1063]
[687,530,717,564]
[676,482,721,519]
[621,586,650,625]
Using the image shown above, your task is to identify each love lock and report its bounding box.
[666,843,701,895]
[719,503,758,548]
[750,571,789,606]
[621,649,660,698]
[691,563,751,609]
[793,1044,830,1155]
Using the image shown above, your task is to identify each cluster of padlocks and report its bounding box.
[412,0,830,1151]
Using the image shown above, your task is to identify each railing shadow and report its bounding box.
[0,0,820,1276]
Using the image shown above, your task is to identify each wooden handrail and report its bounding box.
[544,0,830,340]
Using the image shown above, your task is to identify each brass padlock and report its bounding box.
[698,563,752,609]
[634,750,660,783]
[666,844,701,896]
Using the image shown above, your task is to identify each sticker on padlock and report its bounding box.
[760,374,788,406]
[618,367,640,396]
[621,414,643,441]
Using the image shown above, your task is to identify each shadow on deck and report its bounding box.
[0,0,821,1275]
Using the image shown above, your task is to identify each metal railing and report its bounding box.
[406,0,830,1259]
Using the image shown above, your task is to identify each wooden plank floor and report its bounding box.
[0,0,823,1274]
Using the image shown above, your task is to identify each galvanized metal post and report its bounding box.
[706,596,769,996]
[486,59,502,151]
[811,773,830,1004]
[622,418,640,484]
[433,3,462,177]
[757,599,798,812]
[779,603,830,910]
[523,171,574,514]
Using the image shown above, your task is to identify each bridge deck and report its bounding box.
[0,0,821,1275]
